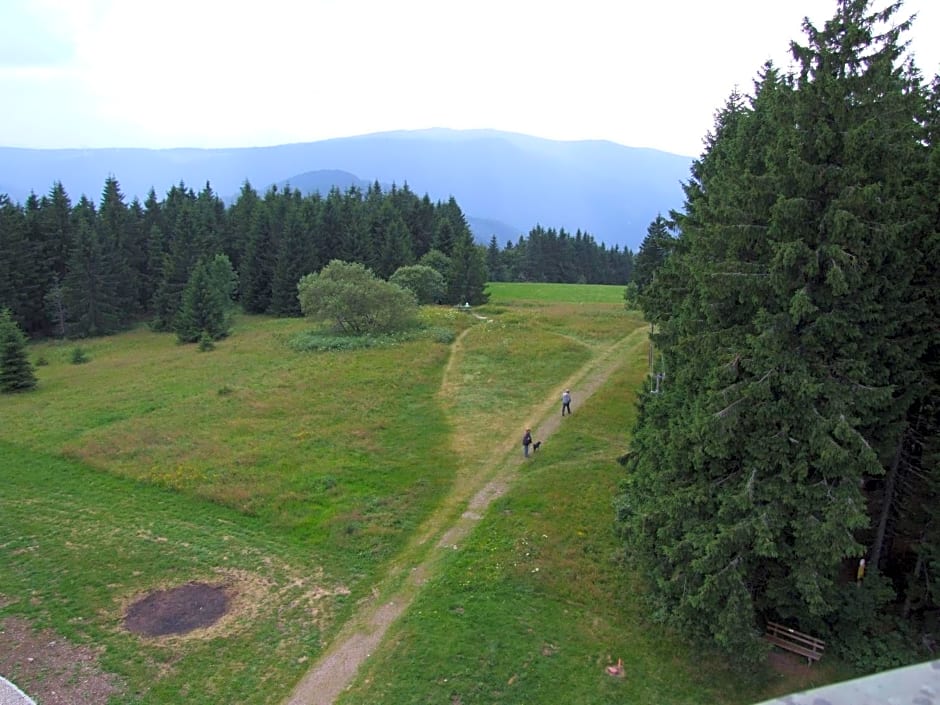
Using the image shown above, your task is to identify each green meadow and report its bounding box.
[0,283,842,704]
[485,281,627,304]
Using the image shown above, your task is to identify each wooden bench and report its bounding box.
[764,621,825,664]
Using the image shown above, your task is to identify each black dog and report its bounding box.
[532,441,542,451]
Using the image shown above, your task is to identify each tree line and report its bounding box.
[618,0,938,671]
[486,225,634,284]
[0,178,635,341]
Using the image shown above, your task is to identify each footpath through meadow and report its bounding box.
[285,321,645,705]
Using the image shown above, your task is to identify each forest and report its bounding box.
[0,178,634,341]
[617,0,939,671]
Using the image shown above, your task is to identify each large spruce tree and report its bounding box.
[63,218,124,337]
[617,0,936,666]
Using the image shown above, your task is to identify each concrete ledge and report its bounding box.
[754,658,939,705]
[0,676,35,705]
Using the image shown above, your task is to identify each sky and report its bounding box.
[2,0,939,157]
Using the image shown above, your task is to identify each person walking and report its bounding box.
[561,389,572,416]
[522,428,533,458]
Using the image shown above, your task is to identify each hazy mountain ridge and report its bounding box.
[275,169,373,196]
[0,129,693,250]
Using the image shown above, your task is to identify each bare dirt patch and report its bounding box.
[0,616,123,705]
[124,581,229,637]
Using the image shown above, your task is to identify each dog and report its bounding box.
[532,441,542,451]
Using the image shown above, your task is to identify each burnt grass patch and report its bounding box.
[124,582,229,637]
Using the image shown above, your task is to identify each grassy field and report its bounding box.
[335,310,842,705]
[484,281,626,304]
[0,286,844,704]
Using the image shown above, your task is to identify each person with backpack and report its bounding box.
[522,428,533,457]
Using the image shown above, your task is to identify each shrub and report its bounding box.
[418,249,452,280]
[389,265,446,304]
[297,260,418,335]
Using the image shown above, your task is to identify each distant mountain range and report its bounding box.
[0,128,694,251]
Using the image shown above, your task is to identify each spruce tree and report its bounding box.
[269,205,316,317]
[431,217,456,257]
[151,203,200,330]
[0,308,36,392]
[40,181,74,282]
[0,196,28,323]
[404,192,436,258]
[240,202,276,314]
[21,193,50,335]
[617,0,934,664]
[97,176,137,322]
[485,235,504,281]
[176,256,233,343]
[63,218,123,337]
[372,201,414,280]
[317,188,345,265]
[632,215,675,292]
[445,231,489,305]
[337,187,373,267]
[44,273,68,339]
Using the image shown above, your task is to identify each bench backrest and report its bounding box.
[765,621,825,652]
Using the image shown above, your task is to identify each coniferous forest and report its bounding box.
[0,179,633,340]
[617,0,939,671]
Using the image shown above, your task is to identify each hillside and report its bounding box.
[0,292,816,705]
[0,129,693,251]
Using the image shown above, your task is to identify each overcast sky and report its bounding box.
[2,0,938,157]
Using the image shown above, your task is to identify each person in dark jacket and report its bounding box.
[522,428,533,457]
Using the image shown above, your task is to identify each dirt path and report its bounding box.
[284,322,646,705]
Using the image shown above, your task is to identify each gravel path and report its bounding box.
[284,324,643,705]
